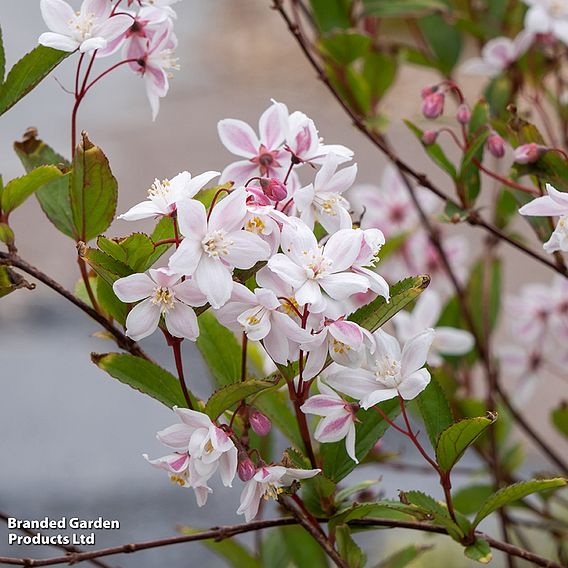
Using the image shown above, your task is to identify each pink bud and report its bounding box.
[249,410,271,436]
[422,92,445,119]
[513,143,547,164]
[456,104,470,125]
[487,133,506,158]
[421,130,439,145]
[421,85,438,98]
[260,178,288,202]
[237,455,256,482]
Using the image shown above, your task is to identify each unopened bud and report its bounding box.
[421,130,439,145]
[260,178,288,202]
[249,410,271,436]
[513,143,547,164]
[421,84,438,98]
[237,453,256,482]
[422,92,445,119]
[487,133,506,158]
[456,104,470,125]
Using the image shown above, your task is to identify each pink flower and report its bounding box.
[140,0,180,21]
[519,184,568,253]
[267,220,369,312]
[39,0,132,53]
[218,101,291,185]
[259,178,288,202]
[461,32,533,77]
[393,290,474,366]
[249,410,272,436]
[237,465,320,521]
[215,283,310,364]
[523,0,568,45]
[113,268,207,341]
[286,111,353,165]
[168,189,271,308]
[294,153,357,234]
[301,379,359,463]
[513,143,547,164]
[117,170,219,221]
[327,328,435,409]
[126,20,179,120]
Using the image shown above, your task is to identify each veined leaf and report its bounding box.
[464,538,492,564]
[80,246,133,285]
[414,374,453,448]
[92,352,199,409]
[435,416,496,474]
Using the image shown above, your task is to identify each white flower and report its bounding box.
[461,32,533,77]
[393,291,474,366]
[156,408,238,488]
[140,0,181,21]
[267,219,369,312]
[523,0,568,45]
[215,283,311,364]
[39,0,132,53]
[301,379,359,463]
[327,328,435,409]
[519,183,568,253]
[113,268,207,341]
[294,154,357,234]
[118,170,219,221]
[237,465,320,521]
[168,188,271,309]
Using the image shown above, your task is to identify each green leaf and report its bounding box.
[485,76,512,117]
[453,485,494,516]
[319,32,371,65]
[375,544,433,568]
[330,501,425,532]
[13,130,74,237]
[494,189,518,229]
[1,165,63,214]
[464,538,492,564]
[92,352,198,409]
[309,0,352,32]
[552,403,568,438]
[459,130,489,206]
[0,266,32,298]
[205,379,278,420]
[336,479,381,504]
[467,259,502,343]
[414,374,453,449]
[80,246,132,285]
[196,311,242,386]
[96,277,128,325]
[418,13,462,75]
[336,525,366,568]
[70,133,118,242]
[472,478,567,528]
[362,0,448,18]
[98,233,156,272]
[404,120,457,179]
[0,222,14,245]
[279,526,328,568]
[362,51,398,104]
[0,46,69,116]
[179,527,261,568]
[435,416,496,474]
[322,398,400,482]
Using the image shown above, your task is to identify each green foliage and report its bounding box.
[464,538,492,564]
[0,266,30,298]
[96,277,128,325]
[494,189,518,229]
[70,134,118,242]
[330,501,425,532]
[414,375,454,448]
[418,12,462,76]
[0,46,69,117]
[0,222,14,245]
[279,525,329,567]
[362,0,448,17]
[453,485,494,516]
[336,525,366,568]
[375,544,433,568]
[435,416,496,474]
[92,353,199,409]
[320,32,371,66]
[309,0,352,32]
[81,246,133,285]
[551,403,568,438]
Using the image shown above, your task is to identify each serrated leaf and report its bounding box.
[98,233,156,272]
[435,416,496,474]
[0,46,69,116]
[472,478,567,528]
[205,379,278,420]
[464,538,492,564]
[92,352,198,409]
[70,133,118,241]
[80,246,133,285]
[375,544,433,568]
[414,374,453,448]
[1,165,63,214]
[330,501,424,532]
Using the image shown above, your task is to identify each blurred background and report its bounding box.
[0,1,563,566]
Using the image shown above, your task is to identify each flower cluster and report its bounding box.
[111,101,448,518]
[39,0,181,119]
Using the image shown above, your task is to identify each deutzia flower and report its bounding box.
[38,0,132,53]
[523,0,568,45]
[113,267,207,341]
[117,170,219,221]
[237,465,320,522]
[267,219,369,312]
[327,328,435,409]
[156,408,238,488]
[215,283,311,364]
[301,379,359,463]
[293,154,357,234]
[393,291,474,366]
[519,183,568,253]
[461,32,533,77]
[168,188,271,309]
[140,0,181,21]
[218,101,291,185]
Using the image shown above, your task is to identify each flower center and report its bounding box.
[315,193,347,216]
[170,472,189,487]
[151,286,175,310]
[556,215,568,238]
[71,12,96,41]
[263,483,284,501]
[202,230,233,258]
[301,248,332,279]
[373,355,401,388]
[246,216,266,234]
[331,339,350,354]
[549,0,568,17]
[148,178,171,198]
[154,48,180,72]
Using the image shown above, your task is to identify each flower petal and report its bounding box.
[118,199,163,221]
[38,32,78,51]
[398,368,431,400]
[218,119,260,158]
[224,230,271,269]
[113,273,155,302]
[208,188,247,233]
[125,298,161,340]
[401,328,435,377]
[259,101,288,149]
[165,302,199,341]
[40,0,74,34]
[195,255,234,309]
